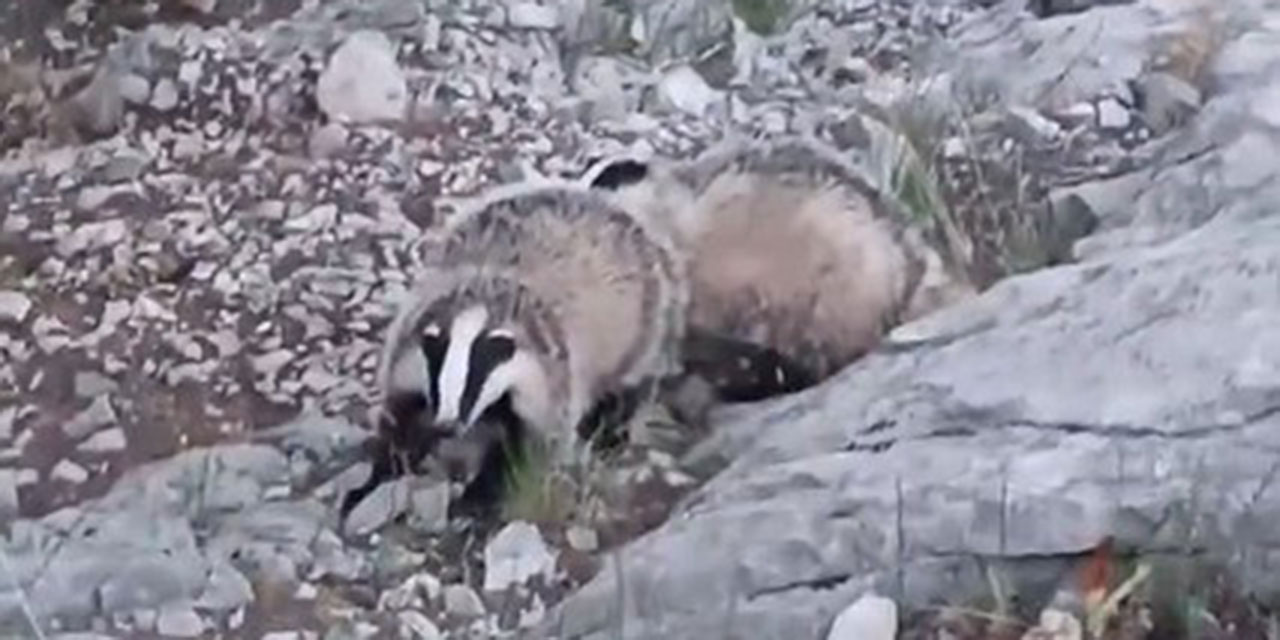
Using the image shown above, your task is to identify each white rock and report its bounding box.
[308,123,348,159]
[118,73,152,105]
[508,3,560,29]
[0,406,15,441]
[656,66,722,119]
[1025,609,1084,640]
[0,291,33,323]
[482,521,557,593]
[317,30,408,124]
[294,582,318,600]
[1008,105,1062,140]
[51,459,90,484]
[261,632,302,640]
[408,481,450,534]
[78,427,127,453]
[565,525,598,552]
[178,61,202,87]
[63,395,117,439]
[344,476,413,536]
[1055,101,1097,126]
[152,78,180,111]
[827,593,897,640]
[398,610,442,640]
[0,469,19,516]
[1096,98,1130,130]
[442,585,485,618]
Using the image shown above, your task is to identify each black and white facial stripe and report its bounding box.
[420,305,524,431]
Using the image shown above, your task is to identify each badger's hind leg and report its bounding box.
[678,325,819,404]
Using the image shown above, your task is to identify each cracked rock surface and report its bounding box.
[545,1,1280,638]
[2,0,1278,638]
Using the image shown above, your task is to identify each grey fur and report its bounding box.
[594,134,976,385]
[377,181,689,462]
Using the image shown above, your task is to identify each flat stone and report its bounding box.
[408,481,450,534]
[0,469,18,517]
[398,610,442,640]
[0,406,16,441]
[316,30,408,124]
[63,395,117,440]
[827,593,897,640]
[343,476,413,537]
[508,3,560,29]
[74,371,118,398]
[0,291,32,323]
[118,73,152,105]
[156,603,204,638]
[152,78,180,111]
[483,521,557,593]
[1096,97,1130,129]
[51,459,89,484]
[442,584,485,618]
[78,427,128,453]
[656,66,722,119]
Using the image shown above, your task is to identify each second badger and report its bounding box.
[586,134,976,404]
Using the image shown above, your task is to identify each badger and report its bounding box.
[341,182,688,517]
[585,134,976,403]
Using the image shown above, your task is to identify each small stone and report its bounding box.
[152,78,180,111]
[63,395,117,439]
[52,459,90,484]
[0,469,19,517]
[1096,98,1130,130]
[1027,609,1084,640]
[180,0,217,13]
[178,61,202,87]
[442,585,485,618]
[309,123,348,159]
[75,371,118,398]
[252,349,294,376]
[827,593,897,640]
[0,291,32,323]
[408,481,450,534]
[565,525,598,552]
[1007,105,1061,141]
[317,30,408,124]
[398,610,442,640]
[344,476,413,537]
[482,521,557,593]
[295,582,319,600]
[656,66,722,119]
[195,561,254,611]
[0,406,15,441]
[118,73,152,105]
[508,3,560,29]
[79,427,128,453]
[1054,101,1096,127]
[1138,71,1202,134]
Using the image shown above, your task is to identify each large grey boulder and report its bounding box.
[541,3,1280,639]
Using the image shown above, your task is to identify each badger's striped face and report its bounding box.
[414,305,540,433]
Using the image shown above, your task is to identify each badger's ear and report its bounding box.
[588,158,651,191]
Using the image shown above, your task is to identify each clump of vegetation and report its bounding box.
[732,0,790,36]
[901,538,1280,639]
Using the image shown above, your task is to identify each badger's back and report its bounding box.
[416,183,688,424]
[682,168,911,380]
[598,135,971,384]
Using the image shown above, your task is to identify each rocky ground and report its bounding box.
[0,0,1274,638]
